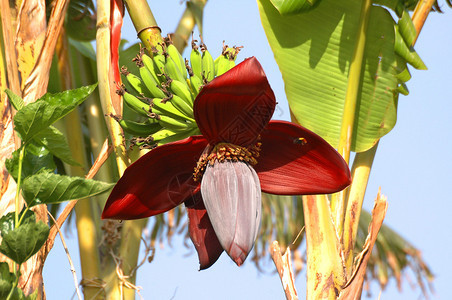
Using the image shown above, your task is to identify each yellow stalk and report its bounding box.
[96,0,129,175]
[330,0,372,238]
[303,195,346,299]
[0,0,21,94]
[342,143,377,276]
[172,7,196,52]
[411,0,435,45]
[97,1,151,299]
[56,31,103,299]
[341,0,433,278]
[124,0,164,51]
[96,2,127,298]
[0,20,8,118]
[118,219,148,298]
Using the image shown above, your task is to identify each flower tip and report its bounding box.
[100,206,119,220]
[227,243,249,267]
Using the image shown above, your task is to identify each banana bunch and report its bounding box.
[118,39,241,149]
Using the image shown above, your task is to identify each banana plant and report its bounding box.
[257,0,439,298]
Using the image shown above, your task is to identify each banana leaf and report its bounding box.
[257,0,425,152]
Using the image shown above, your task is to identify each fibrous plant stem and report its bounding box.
[124,0,164,51]
[330,0,372,238]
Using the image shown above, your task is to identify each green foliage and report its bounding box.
[1,83,110,296]
[269,0,321,15]
[5,145,56,183]
[33,126,81,166]
[4,89,24,111]
[257,0,426,152]
[0,210,35,237]
[68,39,96,61]
[21,172,114,206]
[13,84,97,143]
[0,262,14,299]
[0,221,49,265]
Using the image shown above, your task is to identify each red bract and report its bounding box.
[102,57,351,269]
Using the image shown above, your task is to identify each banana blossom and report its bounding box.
[102,57,351,269]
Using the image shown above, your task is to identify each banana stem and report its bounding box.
[303,194,346,299]
[341,0,433,278]
[97,0,129,176]
[342,142,378,276]
[411,0,435,45]
[124,0,164,50]
[14,146,25,227]
[97,2,150,299]
[118,219,148,298]
[330,0,372,237]
[172,7,196,52]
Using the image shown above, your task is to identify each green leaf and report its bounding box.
[0,262,14,299]
[5,145,56,183]
[5,89,24,111]
[269,0,321,15]
[397,8,416,46]
[68,38,96,61]
[13,84,97,143]
[0,210,35,238]
[258,0,422,152]
[21,173,114,206]
[0,221,49,264]
[394,25,427,70]
[33,126,81,166]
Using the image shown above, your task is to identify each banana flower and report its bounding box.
[102,57,351,269]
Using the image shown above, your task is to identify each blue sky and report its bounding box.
[44,1,452,299]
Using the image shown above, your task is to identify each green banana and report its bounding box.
[167,43,187,80]
[139,65,166,99]
[151,128,177,142]
[157,127,200,145]
[190,44,203,79]
[157,115,194,132]
[214,54,236,76]
[170,79,194,105]
[170,94,194,119]
[119,119,162,136]
[142,54,160,83]
[121,89,150,117]
[214,46,240,76]
[201,47,215,82]
[189,74,203,96]
[122,68,145,95]
[152,51,166,79]
[165,55,186,83]
[151,98,194,122]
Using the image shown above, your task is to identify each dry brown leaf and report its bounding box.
[0,0,21,93]
[15,0,46,90]
[22,0,70,104]
[339,190,388,300]
[270,241,299,300]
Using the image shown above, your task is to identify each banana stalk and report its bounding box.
[124,0,164,51]
[330,0,371,238]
